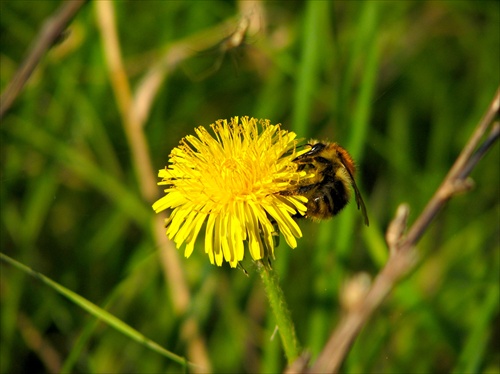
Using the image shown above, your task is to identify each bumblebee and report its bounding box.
[283,140,369,225]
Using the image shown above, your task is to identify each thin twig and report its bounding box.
[403,88,500,247]
[131,6,263,128]
[131,21,234,128]
[0,0,88,119]
[308,87,499,373]
[458,121,499,181]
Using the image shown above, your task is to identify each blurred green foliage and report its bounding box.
[1,1,499,373]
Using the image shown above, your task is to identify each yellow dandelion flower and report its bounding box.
[152,116,309,268]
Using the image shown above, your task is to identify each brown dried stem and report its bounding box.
[0,0,88,119]
[94,2,212,371]
[308,87,499,374]
[17,313,62,373]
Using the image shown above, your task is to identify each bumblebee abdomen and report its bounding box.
[305,179,350,220]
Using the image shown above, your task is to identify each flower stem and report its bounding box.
[257,261,301,363]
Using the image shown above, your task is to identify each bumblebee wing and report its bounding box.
[338,154,370,226]
[350,178,369,226]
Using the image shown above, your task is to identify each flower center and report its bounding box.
[218,156,254,197]
[222,157,243,173]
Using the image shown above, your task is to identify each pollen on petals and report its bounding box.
[152,116,308,268]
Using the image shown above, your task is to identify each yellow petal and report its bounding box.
[184,212,207,258]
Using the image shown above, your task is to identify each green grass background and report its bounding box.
[1,1,499,373]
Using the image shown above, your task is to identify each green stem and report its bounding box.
[257,261,301,363]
